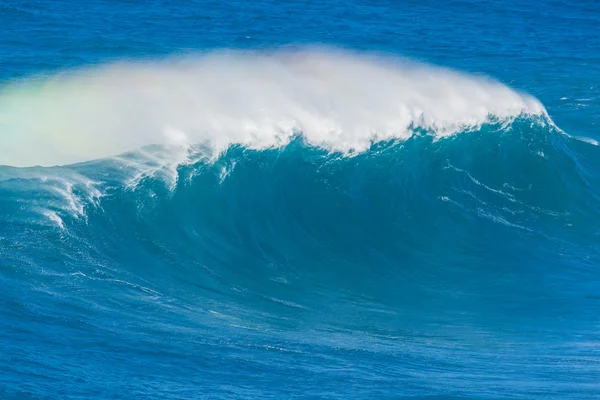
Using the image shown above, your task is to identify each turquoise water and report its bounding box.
[1,1,599,399]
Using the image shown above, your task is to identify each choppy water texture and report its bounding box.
[1,1,600,399]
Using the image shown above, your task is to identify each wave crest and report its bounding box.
[0,47,546,167]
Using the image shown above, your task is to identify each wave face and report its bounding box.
[1,51,600,400]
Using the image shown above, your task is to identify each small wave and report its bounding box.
[42,209,65,229]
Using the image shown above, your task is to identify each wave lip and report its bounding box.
[0,48,546,167]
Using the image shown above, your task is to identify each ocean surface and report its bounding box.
[1,1,600,398]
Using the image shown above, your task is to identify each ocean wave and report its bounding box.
[1,107,599,399]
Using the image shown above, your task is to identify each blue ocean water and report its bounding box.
[1,0,600,398]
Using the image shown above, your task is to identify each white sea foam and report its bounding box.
[573,136,599,146]
[42,209,65,230]
[0,48,546,167]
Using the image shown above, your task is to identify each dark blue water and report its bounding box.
[1,1,600,399]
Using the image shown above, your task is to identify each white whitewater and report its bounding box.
[0,48,545,167]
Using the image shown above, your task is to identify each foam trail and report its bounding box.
[0,48,546,167]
